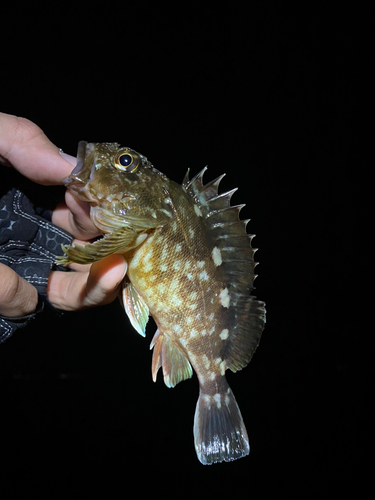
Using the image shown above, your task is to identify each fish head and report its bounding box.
[63,142,173,232]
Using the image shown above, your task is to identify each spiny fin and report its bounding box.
[183,168,266,370]
[55,226,144,265]
[182,168,257,294]
[150,330,193,388]
[194,383,249,465]
[121,281,149,337]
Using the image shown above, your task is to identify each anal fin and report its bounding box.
[150,330,193,388]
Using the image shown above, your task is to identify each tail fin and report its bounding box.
[193,384,249,465]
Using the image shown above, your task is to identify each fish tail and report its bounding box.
[193,382,249,465]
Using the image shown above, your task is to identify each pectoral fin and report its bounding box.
[121,281,149,337]
[56,226,145,265]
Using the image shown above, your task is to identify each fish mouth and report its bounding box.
[62,141,97,202]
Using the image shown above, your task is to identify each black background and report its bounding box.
[0,3,369,498]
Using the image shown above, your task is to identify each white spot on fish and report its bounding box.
[143,248,153,263]
[138,277,147,288]
[197,261,205,268]
[173,324,182,334]
[190,328,198,338]
[157,283,166,294]
[143,260,153,273]
[220,329,229,340]
[170,278,179,291]
[225,394,230,406]
[189,353,197,364]
[209,326,215,335]
[210,372,216,381]
[199,270,209,281]
[186,316,193,325]
[211,247,222,266]
[175,243,182,252]
[187,273,193,280]
[173,260,181,270]
[220,361,226,375]
[213,394,221,409]
[201,329,207,336]
[208,313,214,322]
[189,228,195,239]
[187,303,197,310]
[161,244,169,260]
[219,287,230,308]
[203,395,211,406]
[202,355,210,369]
[215,357,222,365]
[160,264,168,272]
[171,296,182,307]
[194,204,203,217]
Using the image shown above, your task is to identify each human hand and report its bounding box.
[0,111,98,239]
[0,112,127,316]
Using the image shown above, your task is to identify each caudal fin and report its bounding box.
[193,384,249,465]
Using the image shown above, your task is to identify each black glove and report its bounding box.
[0,174,72,343]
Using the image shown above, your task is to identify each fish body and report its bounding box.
[57,142,266,464]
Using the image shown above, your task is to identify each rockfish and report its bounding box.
[57,142,266,464]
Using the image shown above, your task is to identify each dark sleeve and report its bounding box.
[0,185,73,343]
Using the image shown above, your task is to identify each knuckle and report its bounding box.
[0,267,20,305]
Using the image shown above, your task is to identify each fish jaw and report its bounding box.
[62,141,98,202]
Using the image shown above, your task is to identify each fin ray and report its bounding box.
[121,281,149,337]
[223,297,266,372]
[183,167,266,366]
[56,226,141,265]
[194,383,249,465]
[150,331,193,388]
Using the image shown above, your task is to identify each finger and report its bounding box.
[47,254,127,311]
[51,191,101,240]
[0,263,38,317]
[0,112,74,185]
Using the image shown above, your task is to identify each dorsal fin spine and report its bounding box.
[182,167,266,370]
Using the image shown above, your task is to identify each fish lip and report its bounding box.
[62,141,97,202]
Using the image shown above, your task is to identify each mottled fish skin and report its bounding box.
[56,142,266,465]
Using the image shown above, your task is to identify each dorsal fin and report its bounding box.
[182,168,266,371]
[183,167,257,294]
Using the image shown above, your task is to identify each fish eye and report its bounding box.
[114,151,140,172]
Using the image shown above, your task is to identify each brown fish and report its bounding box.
[57,141,266,464]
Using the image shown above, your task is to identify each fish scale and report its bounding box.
[56,141,266,465]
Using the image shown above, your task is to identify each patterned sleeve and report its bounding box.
[0,187,73,343]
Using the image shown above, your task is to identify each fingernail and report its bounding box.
[59,149,77,166]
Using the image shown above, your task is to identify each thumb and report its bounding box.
[0,263,38,317]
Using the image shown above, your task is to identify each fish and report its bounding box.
[56,141,266,465]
